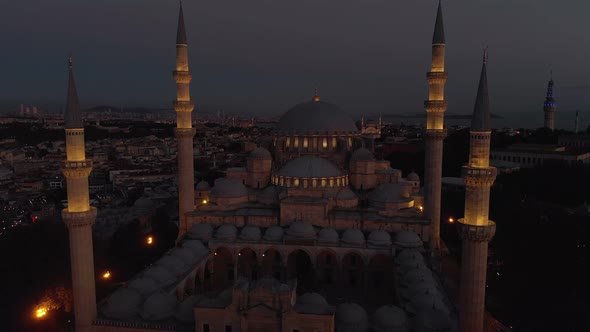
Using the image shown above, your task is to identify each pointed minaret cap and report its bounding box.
[432,1,445,44]
[176,1,187,45]
[65,56,82,129]
[312,88,320,102]
[471,48,491,131]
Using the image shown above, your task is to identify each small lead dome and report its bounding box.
[341,229,365,247]
[187,223,213,242]
[101,288,142,319]
[210,179,248,198]
[286,221,316,239]
[239,225,262,242]
[263,226,284,242]
[249,147,272,159]
[336,302,369,332]
[318,228,340,245]
[372,305,409,332]
[368,230,392,247]
[216,224,238,241]
[393,231,423,249]
[351,147,374,161]
[140,292,177,321]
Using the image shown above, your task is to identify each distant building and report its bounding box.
[491,143,590,167]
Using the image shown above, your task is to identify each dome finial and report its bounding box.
[312,88,320,102]
[68,54,73,68]
[483,46,488,64]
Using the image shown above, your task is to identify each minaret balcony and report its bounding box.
[461,166,496,186]
[456,219,495,242]
[62,160,93,178]
[424,128,447,139]
[424,100,448,112]
[174,101,194,112]
[173,71,192,83]
[427,71,448,83]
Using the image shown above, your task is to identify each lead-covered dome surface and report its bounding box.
[296,292,333,314]
[341,229,366,247]
[368,230,392,247]
[249,147,271,159]
[372,305,409,332]
[101,288,142,319]
[140,292,177,321]
[286,221,316,239]
[276,100,358,135]
[277,156,342,178]
[239,225,262,242]
[335,302,369,332]
[351,147,374,161]
[263,225,284,242]
[318,228,339,244]
[210,178,248,198]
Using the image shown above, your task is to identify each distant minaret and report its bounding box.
[173,1,195,237]
[457,50,497,332]
[62,57,97,332]
[424,1,447,251]
[543,72,557,130]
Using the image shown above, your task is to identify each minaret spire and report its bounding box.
[65,56,82,129]
[423,1,448,251]
[176,1,187,45]
[61,57,97,332]
[471,48,490,131]
[457,51,497,332]
[543,68,557,130]
[313,87,320,102]
[432,0,445,44]
[173,1,196,237]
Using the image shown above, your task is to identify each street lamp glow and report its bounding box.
[202,199,207,204]
[102,271,111,279]
[146,236,153,245]
[35,307,47,319]
[448,217,455,224]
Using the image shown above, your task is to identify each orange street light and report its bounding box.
[102,271,111,279]
[146,236,154,245]
[448,217,455,224]
[202,199,207,204]
[34,307,48,319]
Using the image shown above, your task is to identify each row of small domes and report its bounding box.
[187,222,424,249]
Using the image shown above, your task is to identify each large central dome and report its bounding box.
[275,99,359,135]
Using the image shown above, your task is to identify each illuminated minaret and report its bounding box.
[424,1,447,251]
[457,50,497,332]
[543,73,557,130]
[62,57,97,332]
[173,1,195,237]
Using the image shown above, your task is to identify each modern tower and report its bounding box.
[457,50,497,332]
[543,73,557,130]
[174,1,195,237]
[424,1,447,251]
[62,57,97,332]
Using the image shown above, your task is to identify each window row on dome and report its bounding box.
[271,175,349,188]
[276,135,355,152]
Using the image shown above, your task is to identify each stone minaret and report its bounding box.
[62,57,97,332]
[424,1,447,251]
[543,73,557,130]
[174,1,195,237]
[457,50,497,332]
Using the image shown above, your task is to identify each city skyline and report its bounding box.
[2,1,590,125]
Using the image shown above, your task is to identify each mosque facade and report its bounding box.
[62,2,497,332]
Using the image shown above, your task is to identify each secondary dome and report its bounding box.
[318,228,340,245]
[368,230,392,247]
[210,179,248,198]
[369,183,411,204]
[296,292,333,314]
[286,221,316,239]
[393,231,423,249]
[277,156,342,178]
[195,180,210,190]
[372,305,409,332]
[275,100,358,135]
[341,229,366,247]
[127,278,159,296]
[263,225,284,242]
[239,225,262,242]
[215,224,238,242]
[249,147,271,159]
[335,302,369,332]
[156,255,187,276]
[407,172,420,182]
[351,147,374,161]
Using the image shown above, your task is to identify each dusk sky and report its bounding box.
[2,0,590,126]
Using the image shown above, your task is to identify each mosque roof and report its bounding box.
[215,224,238,241]
[372,305,409,332]
[127,278,159,297]
[195,180,210,190]
[335,302,369,332]
[101,288,142,319]
[275,99,359,135]
[351,147,375,161]
[295,293,334,315]
[210,178,248,198]
[369,183,411,204]
[248,147,272,159]
[412,306,452,332]
[263,225,284,242]
[407,172,420,181]
[277,156,342,178]
[286,221,316,239]
[239,225,262,242]
[140,292,177,321]
[341,229,366,247]
[367,230,392,247]
[318,228,340,245]
[393,231,424,249]
[187,223,214,242]
[336,188,358,200]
